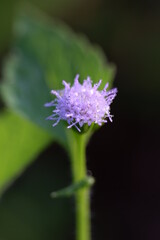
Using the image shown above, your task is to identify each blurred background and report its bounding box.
[0,0,160,239]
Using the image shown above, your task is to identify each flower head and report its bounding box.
[45,74,117,132]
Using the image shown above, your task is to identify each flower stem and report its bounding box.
[68,132,91,240]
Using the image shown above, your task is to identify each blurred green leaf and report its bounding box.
[28,0,81,15]
[0,0,15,53]
[1,52,67,147]
[0,110,52,195]
[1,10,115,148]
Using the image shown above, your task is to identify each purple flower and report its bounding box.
[45,74,117,132]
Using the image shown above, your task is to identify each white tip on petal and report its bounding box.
[51,90,61,98]
[74,74,80,86]
[104,83,109,91]
[94,79,102,90]
[63,80,70,88]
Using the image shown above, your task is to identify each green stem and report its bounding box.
[68,132,91,240]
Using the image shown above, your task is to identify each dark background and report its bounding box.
[0,0,160,239]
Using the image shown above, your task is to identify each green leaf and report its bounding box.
[1,52,67,147]
[51,176,95,198]
[1,10,116,148]
[0,110,52,195]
